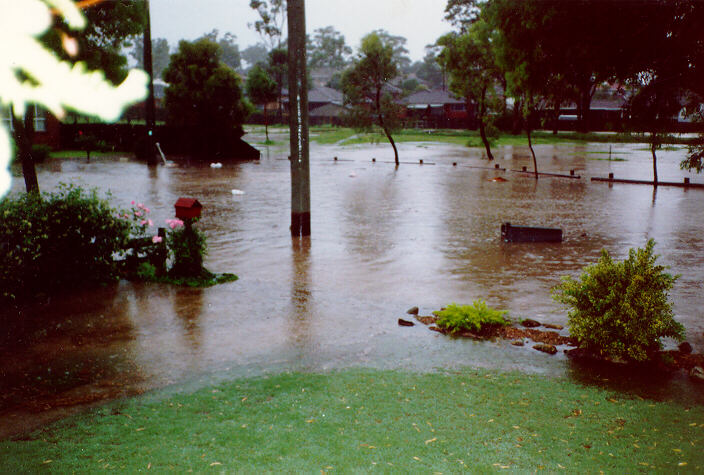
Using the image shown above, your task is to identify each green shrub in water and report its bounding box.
[552,239,685,362]
[435,300,509,335]
[0,184,131,303]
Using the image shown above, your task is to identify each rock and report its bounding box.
[406,306,419,315]
[678,341,693,354]
[521,319,541,328]
[543,323,564,330]
[690,366,704,383]
[398,318,415,327]
[415,315,437,325]
[429,326,444,334]
[511,340,525,347]
[533,343,558,355]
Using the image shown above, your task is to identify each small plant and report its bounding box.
[435,300,509,335]
[552,239,685,362]
[165,218,207,278]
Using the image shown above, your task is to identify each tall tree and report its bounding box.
[241,43,269,70]
[307,26,352,70]
[438,15,502,160]
[199,29,241,71]
[249,0,287,50]
[163,39,252,158]
[131,37,170,79]
[414,47,445,90]
[342,32,403,165]
[370,29,411,72]
[267,47,288,123]
[245,64,278,141]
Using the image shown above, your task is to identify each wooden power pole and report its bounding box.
[287,0,311,237]
[143,0,157,165]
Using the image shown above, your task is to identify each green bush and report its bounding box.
[435,300,509,335]
[165,220,208,278]
[552,239,685,362]
[0,184,131,303]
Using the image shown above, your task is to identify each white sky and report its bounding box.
[150,0,453,61]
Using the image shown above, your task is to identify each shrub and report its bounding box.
[435,300,509,335]
[552,239,685,362]
[165,219,208,278]
[0,184,131,303]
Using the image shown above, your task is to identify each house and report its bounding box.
[403,89,472,129]
[2,105,62,149]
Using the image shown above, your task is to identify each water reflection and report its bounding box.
[288,237,313,351]
[173,287,204,356]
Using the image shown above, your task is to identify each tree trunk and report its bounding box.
[264,104,269,142]
[651,132,659,186]
[375,87,399,165]
[478,87,494,160]
[552,101,560,135]
[511,99,523,135]
[526,122,538,180]
[11,106,39,194]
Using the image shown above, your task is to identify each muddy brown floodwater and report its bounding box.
[2,130,704,438]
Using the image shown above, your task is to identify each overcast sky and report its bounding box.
[150,0,452,62]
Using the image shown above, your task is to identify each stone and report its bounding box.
[406,306,419,315]
[533,343,558,355]
[543,323,564,330]
[511,340,525,347]
[521,319,541,328]
[398,318,415,327]
[690,366,704,383]
[678,341,693,354]
[415,315,437,325]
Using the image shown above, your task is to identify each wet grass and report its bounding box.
[2,368,703,472]
[49,150,120,159]
[305,126,697,148]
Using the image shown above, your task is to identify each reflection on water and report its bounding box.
[2,136,704,437]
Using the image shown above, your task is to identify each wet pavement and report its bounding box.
[2,130,703,438]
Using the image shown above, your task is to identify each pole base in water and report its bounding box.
[291,212,311,237]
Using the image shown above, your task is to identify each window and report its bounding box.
[33,105,47,132]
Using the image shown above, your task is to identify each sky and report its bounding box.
[149,0,453,62]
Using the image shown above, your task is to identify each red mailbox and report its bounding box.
[174,197,203,220]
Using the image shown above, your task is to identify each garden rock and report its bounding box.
[415,315,437,325]
[406,306,419,315]
[690,366,704,383]
[678,341,693,354]
[533,343,558,355]
[543,323,564,330]
[398,318,415,327]
[511,340,525,347]
[521,319,541,328]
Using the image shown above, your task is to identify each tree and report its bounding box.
[444,0,482,33]
[307,26,352,70]
[370,30,411,72]
[342,32,403,165]
[245,64,278,141]
[267,47,288,123]
[131,37,170,79]
[414,47,445,90]
[199,29,241,71]
[241,43,269,70]
[249,0,286,50]
[438,15,502,160]
[163,39,252,158]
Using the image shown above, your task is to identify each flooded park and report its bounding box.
[2,129,704,438]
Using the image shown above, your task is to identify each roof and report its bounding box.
[309,103,347,117]
[404,89,464,106]
[174,197,202,209]
[308,86,343,104]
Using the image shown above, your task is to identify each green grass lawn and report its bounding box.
[303,126,697,149]
[2,369,702,472]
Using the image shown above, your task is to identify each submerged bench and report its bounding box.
[501,222,562,243]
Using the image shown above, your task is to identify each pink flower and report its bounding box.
[144,207,151,214]
[134,211,142,217]
[140,220,148,226]
[152,235,163,244]
[166,218,184,229]
[148,219,153,226]
[131,200,135,205]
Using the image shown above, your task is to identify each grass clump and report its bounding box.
[1,369,703,472]
[553,239,685,362]
[435,300,509,335]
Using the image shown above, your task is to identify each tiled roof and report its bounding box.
[308,86,343,104]
[404,89,464,105]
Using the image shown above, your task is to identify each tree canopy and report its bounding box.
[131,38,170,79]
[198,29,241,71]
[245,64,278,141]
[342,32,403,165]
[307,26,352,70]
[163,39,252,158]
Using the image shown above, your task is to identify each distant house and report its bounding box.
[2,105,61,149]
[403,89,472,129]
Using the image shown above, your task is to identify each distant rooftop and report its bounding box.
[404,89,463,106]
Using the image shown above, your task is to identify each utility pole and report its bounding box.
[287,0,311,237]
[143,0,157,165]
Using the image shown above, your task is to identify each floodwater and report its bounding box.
[2,130,704,438]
